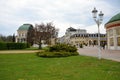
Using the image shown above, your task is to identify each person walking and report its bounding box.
[102,42,106,49]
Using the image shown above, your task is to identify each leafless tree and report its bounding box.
[27,25,35,45]
[0,34,14,42]
[34,22,58,49]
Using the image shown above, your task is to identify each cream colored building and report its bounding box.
[64,27,87,44]
[16,24,33,43]
[70,33,106,47]
[105,13,120,50]
[59,27,106,47]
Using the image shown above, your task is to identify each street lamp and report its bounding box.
[92,7,104,59]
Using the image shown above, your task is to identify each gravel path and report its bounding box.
[0,50,40,54]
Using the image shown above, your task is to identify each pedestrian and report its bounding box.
[102,43,106,49]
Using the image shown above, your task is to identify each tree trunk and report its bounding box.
[39,38,42,49]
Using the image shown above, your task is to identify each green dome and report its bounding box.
[107,12,120,24]
[18,24,33,30]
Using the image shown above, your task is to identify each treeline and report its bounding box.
[0,34,15,42]
[0,42,30,50]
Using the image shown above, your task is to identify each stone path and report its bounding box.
[0,50,40,54]
[78,46,120,62]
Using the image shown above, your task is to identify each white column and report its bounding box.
[15,37,17,43]
[113,28,117,50]
[107,30,110,49]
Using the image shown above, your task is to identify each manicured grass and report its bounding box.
[25,47,39,50]
[0,53,120,80]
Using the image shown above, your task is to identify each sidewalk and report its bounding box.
[0,50,40,54]
[78,46,120,62]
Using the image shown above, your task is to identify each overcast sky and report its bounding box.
[0,0,120,37]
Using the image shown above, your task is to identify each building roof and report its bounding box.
[18,24,33,30]
[67,27,76,31]
[106,12,120,24]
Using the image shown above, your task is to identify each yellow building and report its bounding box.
[70,33,106,47]
[59,27,106,47]
[105,12,120,50]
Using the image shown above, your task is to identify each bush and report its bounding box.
[42,46,50,51]
[27,43,30,48]
[49,44,77,52]
[37,51,79,58]
[7,43,28,50]
[0,42,29,50]
[0,42,7,50]
[37,44,79,58]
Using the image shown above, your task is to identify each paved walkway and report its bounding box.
[78,46,120,62]
[0,50,40,54]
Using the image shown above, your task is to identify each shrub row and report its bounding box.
[0,42,30,50]
[37,51,79,58]
[37,44,79,58]
[49,44,77,52]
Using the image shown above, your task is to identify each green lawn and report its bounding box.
[0,53,120,80]
[25,47,39,50]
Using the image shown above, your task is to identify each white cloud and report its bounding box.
[0,0,119,36]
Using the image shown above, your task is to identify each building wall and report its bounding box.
[105,21,120,50]
[59,27,106,48]
[16,30,28,43]
[70,34,106,47]
[70,37,89,47]
[63,27,87,45]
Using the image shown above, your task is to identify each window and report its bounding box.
[19,34,21,37]
[110,38,114,46]
[116,28,120,35]
[25,33,27,37]
[117,37,120,46]
[109,29,113,37]
[22,33,24,37]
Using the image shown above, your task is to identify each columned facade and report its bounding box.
[59,27,106,47]
[70,33,106,47]
[105,12,120,50]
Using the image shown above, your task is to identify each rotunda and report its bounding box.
[105,12,120,50]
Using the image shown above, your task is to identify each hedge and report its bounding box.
[49,44,77,52]
[37,44,79,58]
[37,51,79,58]
[0,42,30,50]
[0,42,7,50]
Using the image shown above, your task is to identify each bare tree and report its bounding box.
[27,25,35,45]
[0,34,14,42]
[0,34,6,42]
[34,22,58,49]
[12,34,15,42]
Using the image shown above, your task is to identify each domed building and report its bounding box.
[16,24,34,43]
[105,12,120,50]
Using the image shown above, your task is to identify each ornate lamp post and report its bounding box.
[92,7,104,59]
